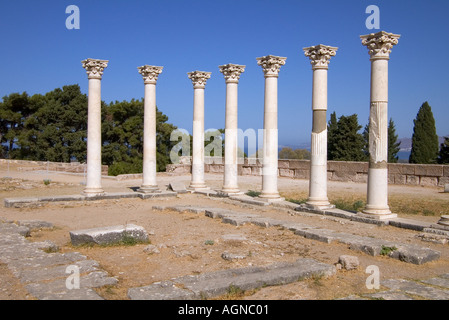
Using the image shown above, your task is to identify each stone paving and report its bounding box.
[0,219,118,300]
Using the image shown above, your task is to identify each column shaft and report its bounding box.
[140,83,159,192]
[190,86,207,189]
[260,76,280,198]
[84,78,104,195]
[223,82,239,193]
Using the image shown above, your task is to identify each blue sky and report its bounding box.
[0,0,448,147]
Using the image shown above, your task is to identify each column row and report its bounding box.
[80,30,400,220]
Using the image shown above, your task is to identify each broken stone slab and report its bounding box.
[143,244,160,254]
[389,244,441,265]
[17,220,54,231]
[416,233,448,245]
[221,234,247,243]
[69,224,149,246]
[4,197,39,208]
[382,279,449,300]
[229,195,270,206]
[169,182,187,194]
[388,218,431,231]
[421,276,449,290]
[0,223,30,237]
[128,258,336,300]
[250,217,286,228]
[364,290,413,300]
[138,191,177,199]
[338,255,360,270]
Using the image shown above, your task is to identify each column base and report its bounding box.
[304,201,335,211]
[137,185,161,194]
[188,182,209,192]
[220,189,244,197]
[258,192,285,203]
[82,188,105,197]
[359,207,397,220]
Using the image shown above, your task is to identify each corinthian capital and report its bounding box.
[82,58,109,79]
[361,31,400,60]
[188,71,212,89]
[219,64,246,83]
[256,55,287,77]
[303,44,338,70]
[138,65,163,84]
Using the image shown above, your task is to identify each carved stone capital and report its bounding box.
[82,58,109,79]
[138,65,163,84]
[219,64,246,83]
[303,44,338,70]
[361,31,400,60]
[188,71,212,89]
[256,55,287,77]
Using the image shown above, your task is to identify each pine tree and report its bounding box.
[409,102,439,164]
[438,137,449,164]
[327,111,338,160]
[328,114,366,161]
[388,118,401,163]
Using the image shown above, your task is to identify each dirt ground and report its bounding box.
[0,162,448,300]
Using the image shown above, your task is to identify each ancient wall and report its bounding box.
[166,156,449,187]
[0,159,109,176]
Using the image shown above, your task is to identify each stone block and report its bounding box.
[338,255,360,270]
[278,160,290,169]
[388,164,415,175]
[169,182,187,194]
[279,168,295,178]
[356,173,368,183]
[437,177,449,187]
[288,160,310,170]
[209,164,224,173]
[419,176,438,187]
[331,171,357,182]
[328,161,368,173]
[406,175,419,185]
[393,174,407,185]
[294,169,310,179]
[444,166,449,177]
[414,165,444,177]
[70,224,149,246]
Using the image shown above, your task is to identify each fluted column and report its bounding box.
[81,58,108,197]
[303,45,337,210]
[219,63,246,194]
[137,65,163,193]
[256,55,286,201]
[361,31,400,219]
[188,71,211,191]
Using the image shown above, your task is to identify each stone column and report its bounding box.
[137,65,163,193]
[361,31,400,219]
[256,55,286,201]
[219,63,246,195]
[188,71,211,191]
[303,45,338,210]
[81,58,108,197]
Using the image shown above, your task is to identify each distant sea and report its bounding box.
[397,151,411,162]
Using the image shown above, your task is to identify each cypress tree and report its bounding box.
[409,102,439,164]
[327,111,338,160]
[438,137,449,164]
[388,118,401,163]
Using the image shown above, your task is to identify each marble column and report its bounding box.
[256,55,286,201]
[137,65,163,193]
[361,31,400,219]
[219,63,246,195]
[188,71,211,191]
[303,45,338,210]
[81,58,108,197]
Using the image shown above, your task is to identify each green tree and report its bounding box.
[327,111,338,160]
[279,147,311,160]
[388,118,401,163]
[438,137,449,164]
[409,102,439,164]
[328,114,365,161]
[362,118,400,163]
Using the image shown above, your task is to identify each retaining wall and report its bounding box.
[0,159,109,176]
[166,156,449,187]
